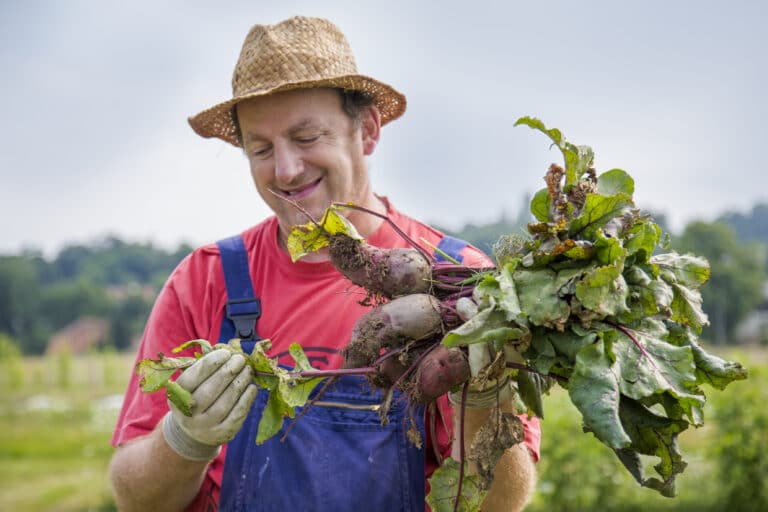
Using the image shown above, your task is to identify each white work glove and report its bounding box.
[161,349,257,461]
[448,297,519,409]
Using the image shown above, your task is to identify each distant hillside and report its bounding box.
[0,236,192,354]
[718,203,768,245]
[438,202,768,259]
[2,202,768,354]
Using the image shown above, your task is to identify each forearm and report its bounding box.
[451,405,536,512]
[108,425,210,512]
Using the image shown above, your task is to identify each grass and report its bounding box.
[0,350,135,512]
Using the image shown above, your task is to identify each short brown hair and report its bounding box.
[339,88,375,123]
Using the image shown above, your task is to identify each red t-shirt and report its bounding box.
[112,202,541,511]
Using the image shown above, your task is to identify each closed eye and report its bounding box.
[295,135,320,145]
[251,146,272,158]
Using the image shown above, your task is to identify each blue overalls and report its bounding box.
[215,235,468,511]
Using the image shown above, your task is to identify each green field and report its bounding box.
[0,351,134,511]
[0,347,765,511]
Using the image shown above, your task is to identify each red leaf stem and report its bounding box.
[454,382,469,512]
[331,202,433,262]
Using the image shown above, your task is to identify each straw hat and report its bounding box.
[188,16,407,147]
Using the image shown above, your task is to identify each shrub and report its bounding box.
[708,366,768,512]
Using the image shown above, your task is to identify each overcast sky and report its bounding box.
[1,0,766,257]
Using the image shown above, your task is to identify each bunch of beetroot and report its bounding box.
[289,208,488,406]
[288,116,749,501]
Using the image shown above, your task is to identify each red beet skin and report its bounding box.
[412,345,470,403]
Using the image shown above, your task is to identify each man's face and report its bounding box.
[237,88,380,244]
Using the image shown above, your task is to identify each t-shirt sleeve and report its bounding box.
[457,243,494,268]
[111,279,185,445]
[424,395,454,478]
[111,250,221,447]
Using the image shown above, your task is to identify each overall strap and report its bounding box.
[214,232,466,342]
[435,235,468,262]
[217,235,261,341]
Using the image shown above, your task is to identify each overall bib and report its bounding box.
[215,235,468,511]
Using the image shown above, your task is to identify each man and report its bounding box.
[109,16,540,511]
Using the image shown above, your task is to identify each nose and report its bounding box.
[274,142,303,185]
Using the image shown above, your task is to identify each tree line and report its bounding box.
[1,204,767,355]
[0,237,192,354]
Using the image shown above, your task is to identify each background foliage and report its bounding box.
[1,203,766,355]
[0,238,191,354]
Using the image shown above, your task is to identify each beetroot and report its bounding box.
[330,236,476,403]
[329,234,432,298]
[411,346,470,403]
[342,293,443,370]
[287,206,480,404]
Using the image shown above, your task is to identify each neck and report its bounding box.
[345,193,388,238]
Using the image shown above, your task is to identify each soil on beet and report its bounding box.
[342,313,385,369]
[329,234,390,304]
[329,234,367,273]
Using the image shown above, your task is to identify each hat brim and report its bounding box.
[188,74,406,147]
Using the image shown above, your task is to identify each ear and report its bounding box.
[359,105,381,156]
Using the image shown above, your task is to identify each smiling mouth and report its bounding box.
[279,178,322,200]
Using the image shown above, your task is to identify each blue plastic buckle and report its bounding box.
[225,297,261,339]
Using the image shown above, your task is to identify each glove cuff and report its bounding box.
[161,412,222,462]
[448,377,513,409]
